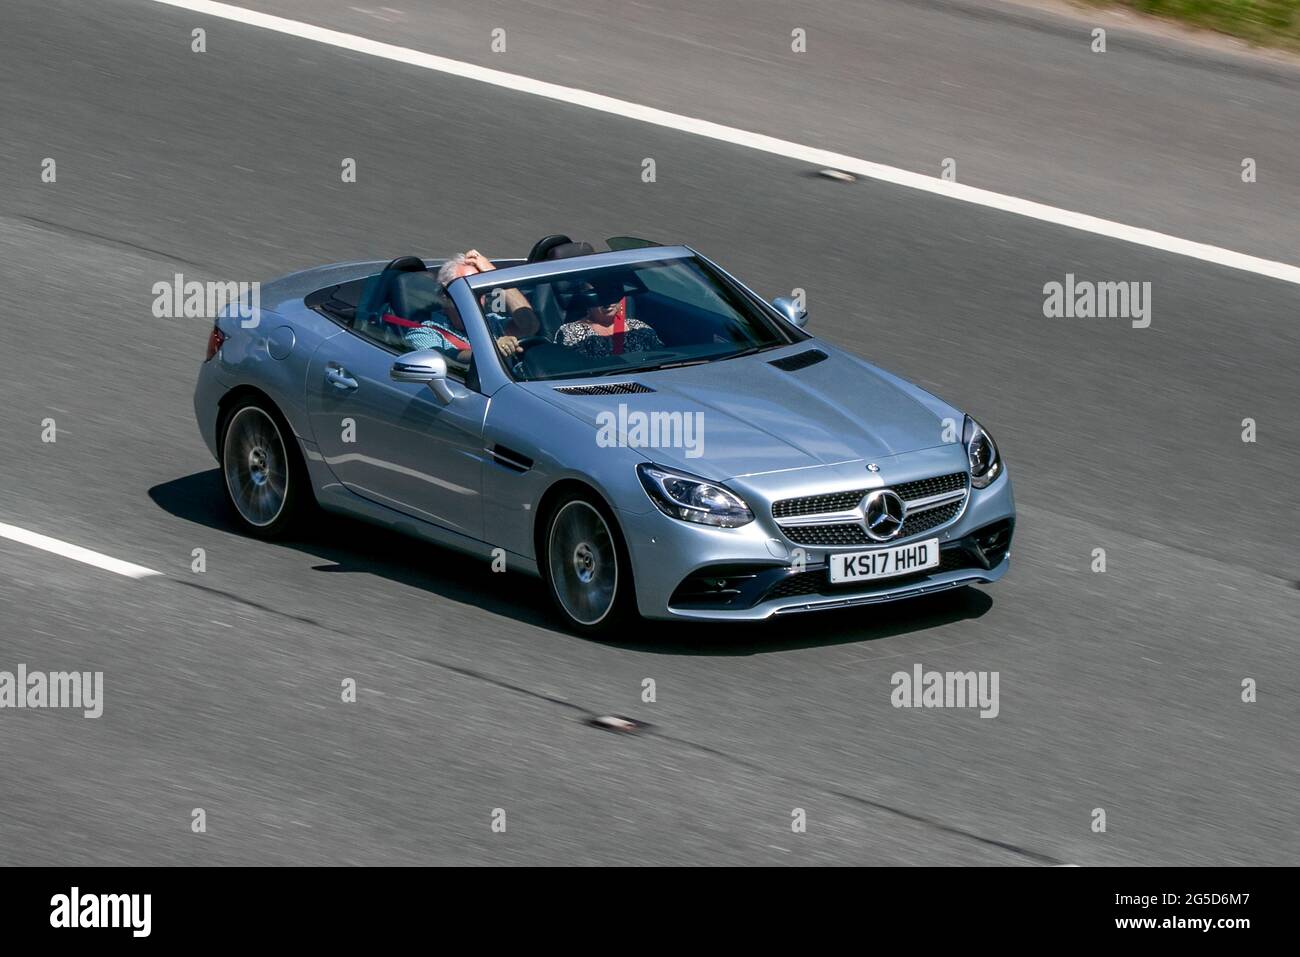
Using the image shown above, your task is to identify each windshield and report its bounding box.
[470,256,799,382]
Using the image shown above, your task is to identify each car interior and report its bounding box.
[304,235,786,382]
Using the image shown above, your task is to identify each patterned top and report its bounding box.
[403,312,508,357]
[555,317,662,358]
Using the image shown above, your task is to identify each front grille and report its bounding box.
[772,489,866,519]
[773,471,965,519]
[780,499,963,546]
[782,524,871,546]
[772,470,968,545]
[901,500,962,537]
[894,472,967,500]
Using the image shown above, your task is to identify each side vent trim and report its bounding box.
[489,444,533,473]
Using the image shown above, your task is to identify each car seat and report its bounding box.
[356,256,427,350]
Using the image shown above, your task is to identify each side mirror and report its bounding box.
[391,349,456,403]
[771,296,808,328]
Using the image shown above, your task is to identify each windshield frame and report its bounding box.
[458,247,808,385]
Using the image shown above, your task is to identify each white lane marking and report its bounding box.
[147,0,1300,285]
[0,521,163,579]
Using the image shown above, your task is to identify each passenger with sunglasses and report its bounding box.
[555,277,661,358]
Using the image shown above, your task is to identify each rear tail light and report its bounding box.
[204,324,226,362]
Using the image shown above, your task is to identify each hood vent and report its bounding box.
[768,349,827,372]
[553,382,654,396]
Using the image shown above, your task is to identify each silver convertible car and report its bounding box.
[194,236,1014,633]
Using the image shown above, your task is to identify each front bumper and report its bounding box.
[621,468,1015,621]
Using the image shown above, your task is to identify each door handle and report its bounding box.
[325,366,359,391]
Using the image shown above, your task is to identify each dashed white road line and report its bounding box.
[0,521,163,579]
[148,0,1300,286]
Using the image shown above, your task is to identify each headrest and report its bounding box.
[545,241,595,261]
[527,235,571,263]
[527,235,595,262]
[382,256,427,273]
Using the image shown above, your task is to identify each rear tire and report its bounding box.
[541,490,636,635]
[218,397,307,539]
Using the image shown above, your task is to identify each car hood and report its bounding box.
[522,343,963,482]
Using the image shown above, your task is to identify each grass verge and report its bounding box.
[1084,1,1300,50]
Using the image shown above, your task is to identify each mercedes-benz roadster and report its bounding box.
[194,236,1014,633]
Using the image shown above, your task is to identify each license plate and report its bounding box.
[828,538,940,583]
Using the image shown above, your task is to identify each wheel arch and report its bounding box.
[216,385,317,508]
[217,384,304,445]
[532,477,622,564]
[533,476,640,631]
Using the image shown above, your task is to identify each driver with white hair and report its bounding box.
[404,250,539,366]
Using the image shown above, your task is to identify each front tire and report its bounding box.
[542,491,635,635]
[219,398,306,539]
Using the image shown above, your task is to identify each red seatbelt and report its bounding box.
[383,313,471,351]
[611,299,627,355]
[440,327,472,352]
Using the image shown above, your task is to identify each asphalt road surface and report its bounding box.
[0,0,1296,865]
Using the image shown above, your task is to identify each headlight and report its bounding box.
[964,416,1002,489]
[636,464,754,528]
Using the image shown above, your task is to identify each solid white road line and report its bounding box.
[147,0,1300,286]
[0,522,163,579]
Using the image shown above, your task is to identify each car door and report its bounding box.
[305,327,489,540]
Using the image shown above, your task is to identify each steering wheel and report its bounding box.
[515,335,551,351]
